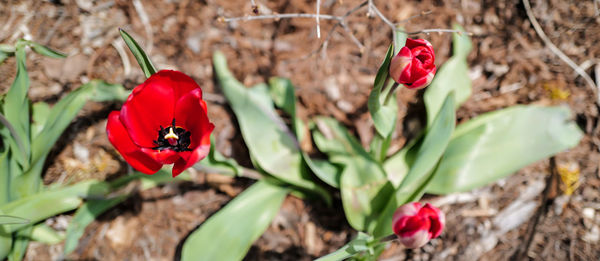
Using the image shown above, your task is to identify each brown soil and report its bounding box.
[1,0,599,260]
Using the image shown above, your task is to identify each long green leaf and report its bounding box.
[119,29,157,78]
[427,105,582,194]
[2,41,31,168]
[424,24,472,126]
[373,93,455,237]
[1,180,110,233]
[367,45,397,138]
[181,180,288,261]
[0,215,28,225]
[313,117,393,231]
[213,51,329,202]
[315,232,373,261]
[195,136,243,177]
[27,41,66,59]
[28,224,64,244]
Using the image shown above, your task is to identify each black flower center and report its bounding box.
[153,119,192,152]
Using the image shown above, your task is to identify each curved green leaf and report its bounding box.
[313,117,392,231]
[315,232,373,261]
[374,93,455,237]
[0,215,28,225]
[424,24,472,126]
[28,41,66,59]
[119,29,157,78]
[368,45,396,137]
[426,105,583,194]
[213,51,329,202]
[181,181,288,261]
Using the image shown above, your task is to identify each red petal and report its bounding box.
[120,70,200,148]
[171,89,214,176]
[140,148,180,164]
[106,111,162,174]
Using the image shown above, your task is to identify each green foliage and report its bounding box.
[426,105,582,194]
[312,117,393,232]
[0,40,139,260]
[119,28,157,78]
[373,93,456,237]
[181,180,288,261]
[424,24,472,127]
[315,232,373,261]
[213,51,330,203]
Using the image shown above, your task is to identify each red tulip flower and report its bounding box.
[389,38,436,89]
[106,70,214,176]
[392,202,445,248]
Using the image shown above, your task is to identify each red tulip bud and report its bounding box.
[392,202,445,248]
[389,38,436,89]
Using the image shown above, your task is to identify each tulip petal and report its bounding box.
[172,89,214,176]
[141,147,180,164]
[106,111,162,174]
[120,70,200,148]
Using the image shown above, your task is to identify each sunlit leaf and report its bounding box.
[315,232,373,261]
[1,180,110,233]
[426,105,583,194]
[374,93,455,237]
[119,29,157,78]
[28,224,64,245]
[2,41,31,168]
[27,41,66,59]
[424,24,472,126]
[368,45,397,138]
[0,215,28,225]
[313,117,393,231]
[213,51,329,202]
[181,180,288,261]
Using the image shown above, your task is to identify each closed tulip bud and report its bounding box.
[392,202,445,248]
[389,38,436,89]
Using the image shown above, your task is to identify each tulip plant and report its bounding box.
[0,23,583,260]
[0,36,194,260]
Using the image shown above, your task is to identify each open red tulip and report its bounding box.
[106,70,214,176]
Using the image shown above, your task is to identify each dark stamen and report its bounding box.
[152,118,192,152]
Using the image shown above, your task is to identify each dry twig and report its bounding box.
[522,0,599,105]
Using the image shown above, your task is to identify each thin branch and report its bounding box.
[368,1,396,40]
[396,10,432,24]
[316,0,322,38]
[223,13,342,23]
[403,28,473,35]
[523,0,599,105]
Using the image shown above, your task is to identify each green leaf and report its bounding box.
[28,224,64,244]
[373,93,456,237]
[427,105,583,194]
[30,102,50,139]
[213,51,329,202]
[9,226,31,261]
[1,180,110,233]
[27,41,66,59]
[303,157,341,188]
[315,232,373,261]
[119,29,157,78]
[424,24,472,127]
[393,28,408,56]
[2,41,31,168]
[194,137,243,177]
[312,117,392,231]
[0,215,28,225]
[181,180,288,261]
[368,45,397,137]
[63,196,125,255]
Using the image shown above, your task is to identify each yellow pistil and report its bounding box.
[164,128,179,140]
